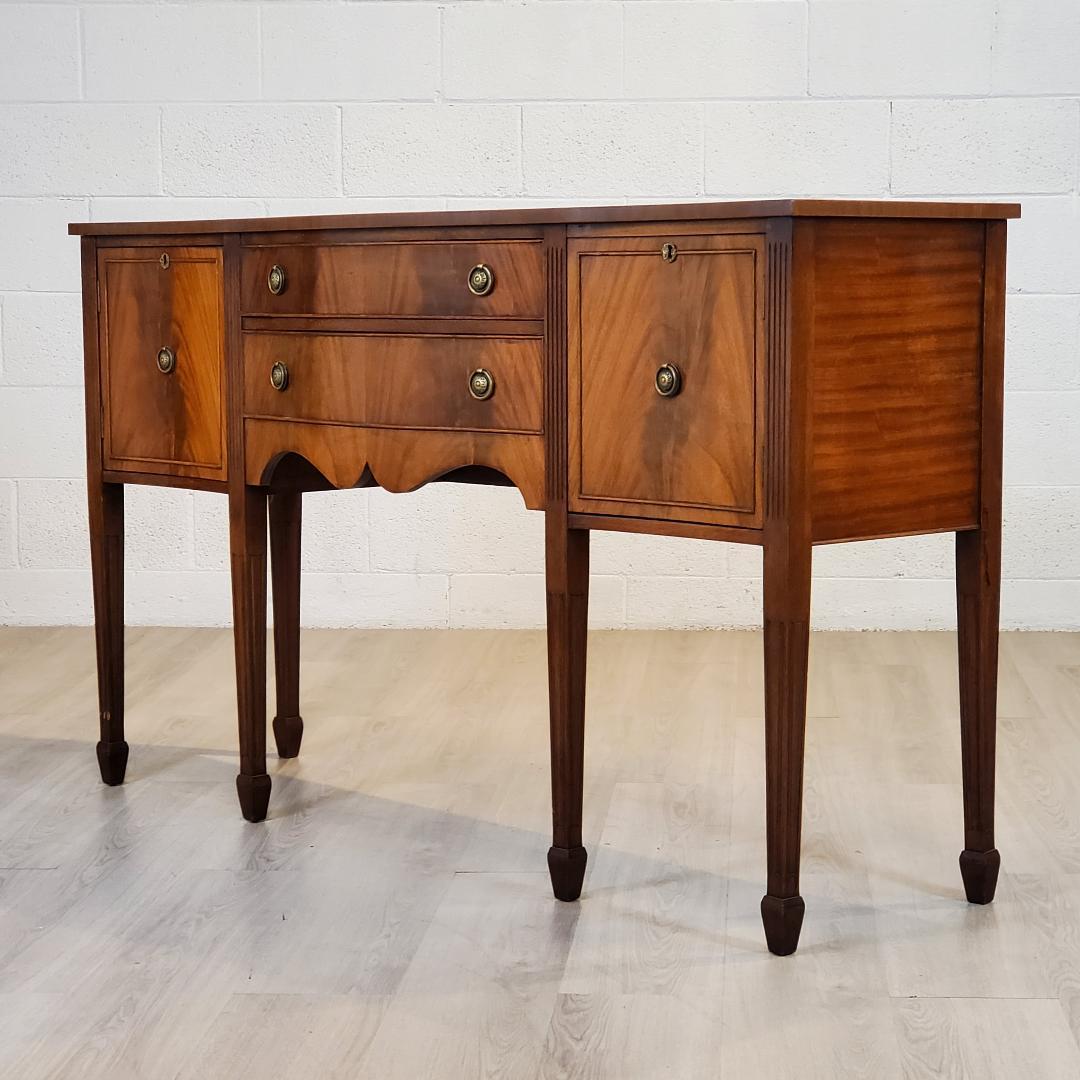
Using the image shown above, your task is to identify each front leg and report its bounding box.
[545,512,590,901]
[760,534,812,955]
[269,492,303,759]
[230,485,270,822]
[88,477,127,785]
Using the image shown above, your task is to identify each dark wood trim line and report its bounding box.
[567,512,762,545]
[102,469,228,493]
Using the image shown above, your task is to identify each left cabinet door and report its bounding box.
[98,246,226,481]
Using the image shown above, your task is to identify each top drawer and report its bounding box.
[241,240,544,319]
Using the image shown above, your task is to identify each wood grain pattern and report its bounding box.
[243,332,543,434]
[98,246,226,481]
[565,512,763,544]
[69,197,1020,237]
[805,218,986,542]
[245,418,547,510]
[100,468,227,493]
[241,315,543,337]
[241,240,544,319]
[568,232,765,527]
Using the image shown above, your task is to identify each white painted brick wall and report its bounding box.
[993,0,1080,95]
[0,4,81,103]
[890,99,1078,195]
[83,5,262,103]
[445,2,622,101]
[809,1,994,98]
[706,100,890,195]
[0,105,161,196]
[343,104,521,196]
[0,199,88,292]
[0,481,16,570]
[16,479,88,570]
[525,103,703,196]
[264,5,439,103]
[1007,197,1080,294]
[0,0,1076,631]
[626,3,807,101]
[0,293,83,386]
[163,105,341,196]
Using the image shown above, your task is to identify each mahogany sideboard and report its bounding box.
[70,199,1020,956]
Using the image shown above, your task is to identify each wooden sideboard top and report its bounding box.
[70,198,1020,237]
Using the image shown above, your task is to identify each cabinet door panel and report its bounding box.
[569,233,764,527]
[99,247,225,480]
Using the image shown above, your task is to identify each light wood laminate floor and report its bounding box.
[1,627,1079,1079]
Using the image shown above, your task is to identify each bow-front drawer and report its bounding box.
[241,240,544,319]
[243,332,543,434]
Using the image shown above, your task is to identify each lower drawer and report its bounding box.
[243,332,543,434]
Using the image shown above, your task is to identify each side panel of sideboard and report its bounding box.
[799,217,987,544]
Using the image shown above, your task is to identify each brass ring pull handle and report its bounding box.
[655,363,681,398]
[267,264,287,295]
[467,263,494,296]
[156,346,176,375]
[270,361,290,392]
[468,368,495,401]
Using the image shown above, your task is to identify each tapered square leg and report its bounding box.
[269,492,303,759]
[956,528,1002,905]
[230,485,270,822]
[761,536,812,956]
[953,221,1006,907]
[88,478,127,786]
[545,514,589,903]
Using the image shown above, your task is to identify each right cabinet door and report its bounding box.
[568,232,764,527]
